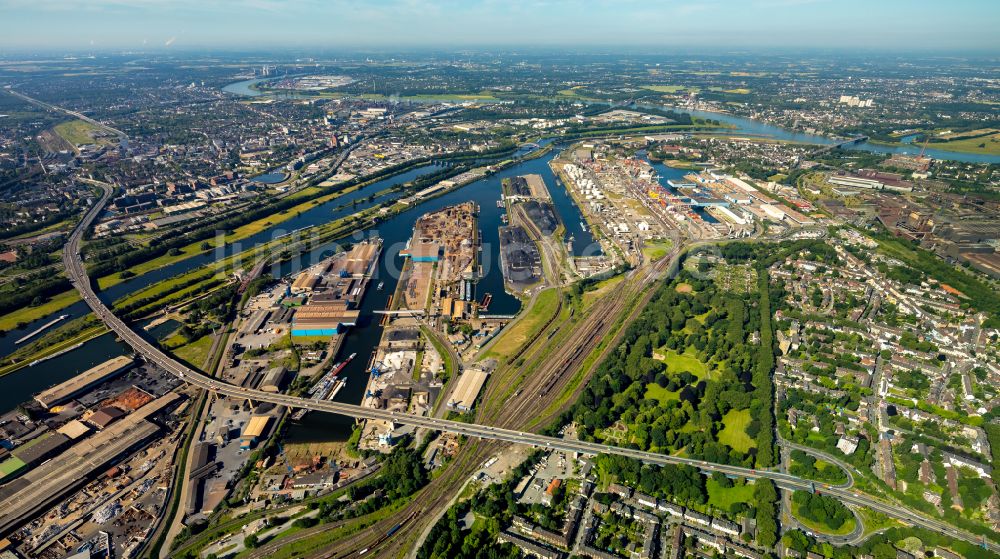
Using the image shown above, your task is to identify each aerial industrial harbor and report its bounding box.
[0,3,998,558]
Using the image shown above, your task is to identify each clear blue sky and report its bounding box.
[0,0,997,52]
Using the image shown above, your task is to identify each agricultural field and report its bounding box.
[708,87,752,94]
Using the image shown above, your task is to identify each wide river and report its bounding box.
[222,77,1000,164]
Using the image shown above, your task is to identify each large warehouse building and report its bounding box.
[34,356,135,409]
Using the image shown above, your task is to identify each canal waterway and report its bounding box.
[1,145,596,424]
[0,319,179,412]
[0,164,445,359]
[286,147,605,442]
[643,153,718,224]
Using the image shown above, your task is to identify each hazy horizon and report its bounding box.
[1,0,998,53]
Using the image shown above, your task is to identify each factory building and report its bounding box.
[448,367,490,412]
[11,432,72,467]
[87,406,127,430]
[401,241,442,262]
[259,366,287,393]
[291,299,360,337]
[0,394,174,535]
[34,356,135,409]
[760,204,786,222]
[289,239,379,337]
[290,273,320,293]
[828,175,884,190]
[240,415,272,450]
[57,420,91,440]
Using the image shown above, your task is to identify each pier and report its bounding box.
[15,315,69,345]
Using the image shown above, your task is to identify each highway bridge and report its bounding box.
[810,134,870,157]
[372,309,425,316]
[64,185,998,554]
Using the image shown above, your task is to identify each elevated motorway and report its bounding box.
[809,135,870,157]
[64,185,997,554]
[8,88,129,146]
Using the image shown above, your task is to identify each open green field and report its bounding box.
[290,334,332,345]
[644,382,679,404]
[6,217,74,241]
[581,275,625,308]
[172,334,214,369]
[53,119,106,146]
[718,409,756,453]
[482,288,560,362]
[642,239,673,262]
[0,456,27,481]
[707,477,755,510]
[708,87,752,94]
[660,160,702,171]
[0,289,81,331]
[642,85,696,93]
[654,347,712,380]
[927,132,1000,156]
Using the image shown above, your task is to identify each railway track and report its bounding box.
[308,255,677,558]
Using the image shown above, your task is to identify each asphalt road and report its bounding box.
[9,88,129,145]
[64,184,998,555]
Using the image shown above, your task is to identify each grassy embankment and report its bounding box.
[480,288,560,362]
[880,128,1000,156]
[0,290,81,331]
[95,184,361,290]
[925,132,1000,156]
[790,499,857,537]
